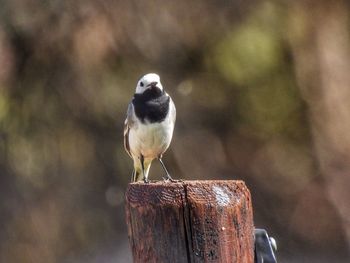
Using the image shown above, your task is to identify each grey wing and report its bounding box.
[124,102,135,158]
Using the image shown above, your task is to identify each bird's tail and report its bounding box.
[131,159,151,182]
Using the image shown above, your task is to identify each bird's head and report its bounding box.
[135,73,163,94]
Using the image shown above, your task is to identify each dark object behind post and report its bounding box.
[254,228,277,263]
[125,180,254,263]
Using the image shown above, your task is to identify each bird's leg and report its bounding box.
[131,168,136,183]
[158,156,177,182]
[140,155,149,183]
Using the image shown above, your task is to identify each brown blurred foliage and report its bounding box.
[0,0,350,262]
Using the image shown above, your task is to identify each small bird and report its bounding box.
[124,73,176,183]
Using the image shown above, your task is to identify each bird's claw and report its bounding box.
[143,178,150,184]
[162,176,180,183]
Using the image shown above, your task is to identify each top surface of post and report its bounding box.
[126,180,249,205]
[184,180,250,205]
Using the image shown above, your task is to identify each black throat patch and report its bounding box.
[132,88,170,123]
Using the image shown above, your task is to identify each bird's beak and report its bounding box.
[147,82,158,88]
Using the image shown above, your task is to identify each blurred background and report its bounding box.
[0,0,350,262]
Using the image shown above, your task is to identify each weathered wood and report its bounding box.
[125,182,189,262]
[125,180,254,263]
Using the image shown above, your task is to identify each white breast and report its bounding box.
[128,96,176,160]
[129,119,174,159]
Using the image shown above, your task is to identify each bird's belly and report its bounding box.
[129,121,174,159]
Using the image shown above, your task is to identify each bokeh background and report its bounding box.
[0,0,350,262]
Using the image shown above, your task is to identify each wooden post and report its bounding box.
[125,180,254,263]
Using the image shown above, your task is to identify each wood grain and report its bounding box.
[125,180,254,263]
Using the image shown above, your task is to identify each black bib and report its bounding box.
[133,89,170,123]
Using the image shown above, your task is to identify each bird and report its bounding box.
[124,73,176,183]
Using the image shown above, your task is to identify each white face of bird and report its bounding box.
[135,73,164,94]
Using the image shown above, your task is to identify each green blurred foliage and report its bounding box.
[212,6,283,85]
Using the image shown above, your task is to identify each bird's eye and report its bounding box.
[140,82,144,87]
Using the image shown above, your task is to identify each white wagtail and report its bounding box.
[124,73,176,183]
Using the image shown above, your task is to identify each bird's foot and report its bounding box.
[162,175,180,183]
[143,178,150,184]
